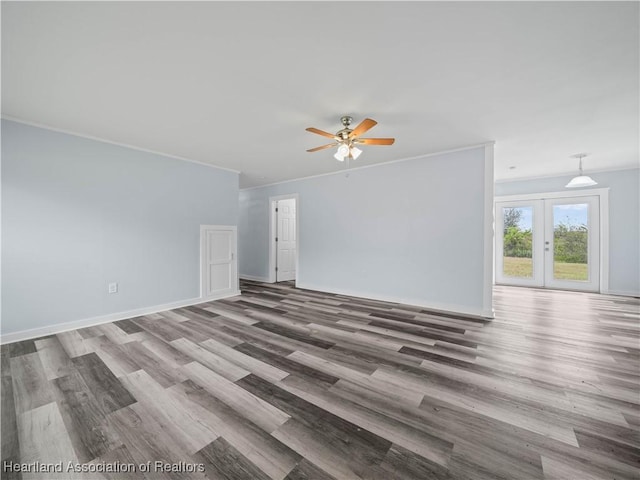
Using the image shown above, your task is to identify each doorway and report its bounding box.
[495,191,608,292]
[269,195,298,283]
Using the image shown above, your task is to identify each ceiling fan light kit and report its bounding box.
[334,143,350,162]
[565,153,597,188]
[306,115,395,162]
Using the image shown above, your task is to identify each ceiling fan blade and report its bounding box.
[306,127,336,139]
[349,118,377,138]
[307,143,337,153]
[355,138,395,145]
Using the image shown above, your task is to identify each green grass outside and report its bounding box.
[503,256,588,281]
[503,256,533,278]
[553,261,588,281]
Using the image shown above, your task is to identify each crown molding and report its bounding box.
[495,165,640,184]
[241,141,495,191]
[1,115,242,175]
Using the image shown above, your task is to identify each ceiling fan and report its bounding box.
[306,116,395,161]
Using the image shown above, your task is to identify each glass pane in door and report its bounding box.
[502,206,534,278]
[552,203,589,281]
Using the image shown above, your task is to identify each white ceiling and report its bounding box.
[2,2,638,188]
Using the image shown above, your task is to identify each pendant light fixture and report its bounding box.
[565,153,597,188]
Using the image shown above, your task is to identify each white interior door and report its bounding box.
[496,195,600,292]
[201,225,237,299]
[276,198,296,282]
[544,196,599,292]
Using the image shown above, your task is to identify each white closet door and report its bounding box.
[276,199,296,281]
[201,225,237,298]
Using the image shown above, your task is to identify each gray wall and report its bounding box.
[496,168,640,296]
[2,119,239,335]
[239,146,493,316]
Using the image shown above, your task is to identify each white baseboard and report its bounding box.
[296,282,493,319]
[482,309,496,318]
[0,290,241,345]
[603,289,640,298]
[240,274,271,283]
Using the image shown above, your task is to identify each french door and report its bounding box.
[495,196,600,292]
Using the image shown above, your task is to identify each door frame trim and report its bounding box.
[268,194,299,284]
[495,188,610,293]
[200,224,239,299]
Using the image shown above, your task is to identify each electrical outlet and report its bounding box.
[108,282,118,294]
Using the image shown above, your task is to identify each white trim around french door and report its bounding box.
[495,188,609,293]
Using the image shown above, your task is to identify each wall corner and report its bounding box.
[483,143,495,317]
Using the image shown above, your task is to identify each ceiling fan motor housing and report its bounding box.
[337,116,353,140]
[337,130,351,141]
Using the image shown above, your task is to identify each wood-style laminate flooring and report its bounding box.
[1,281,639,479]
